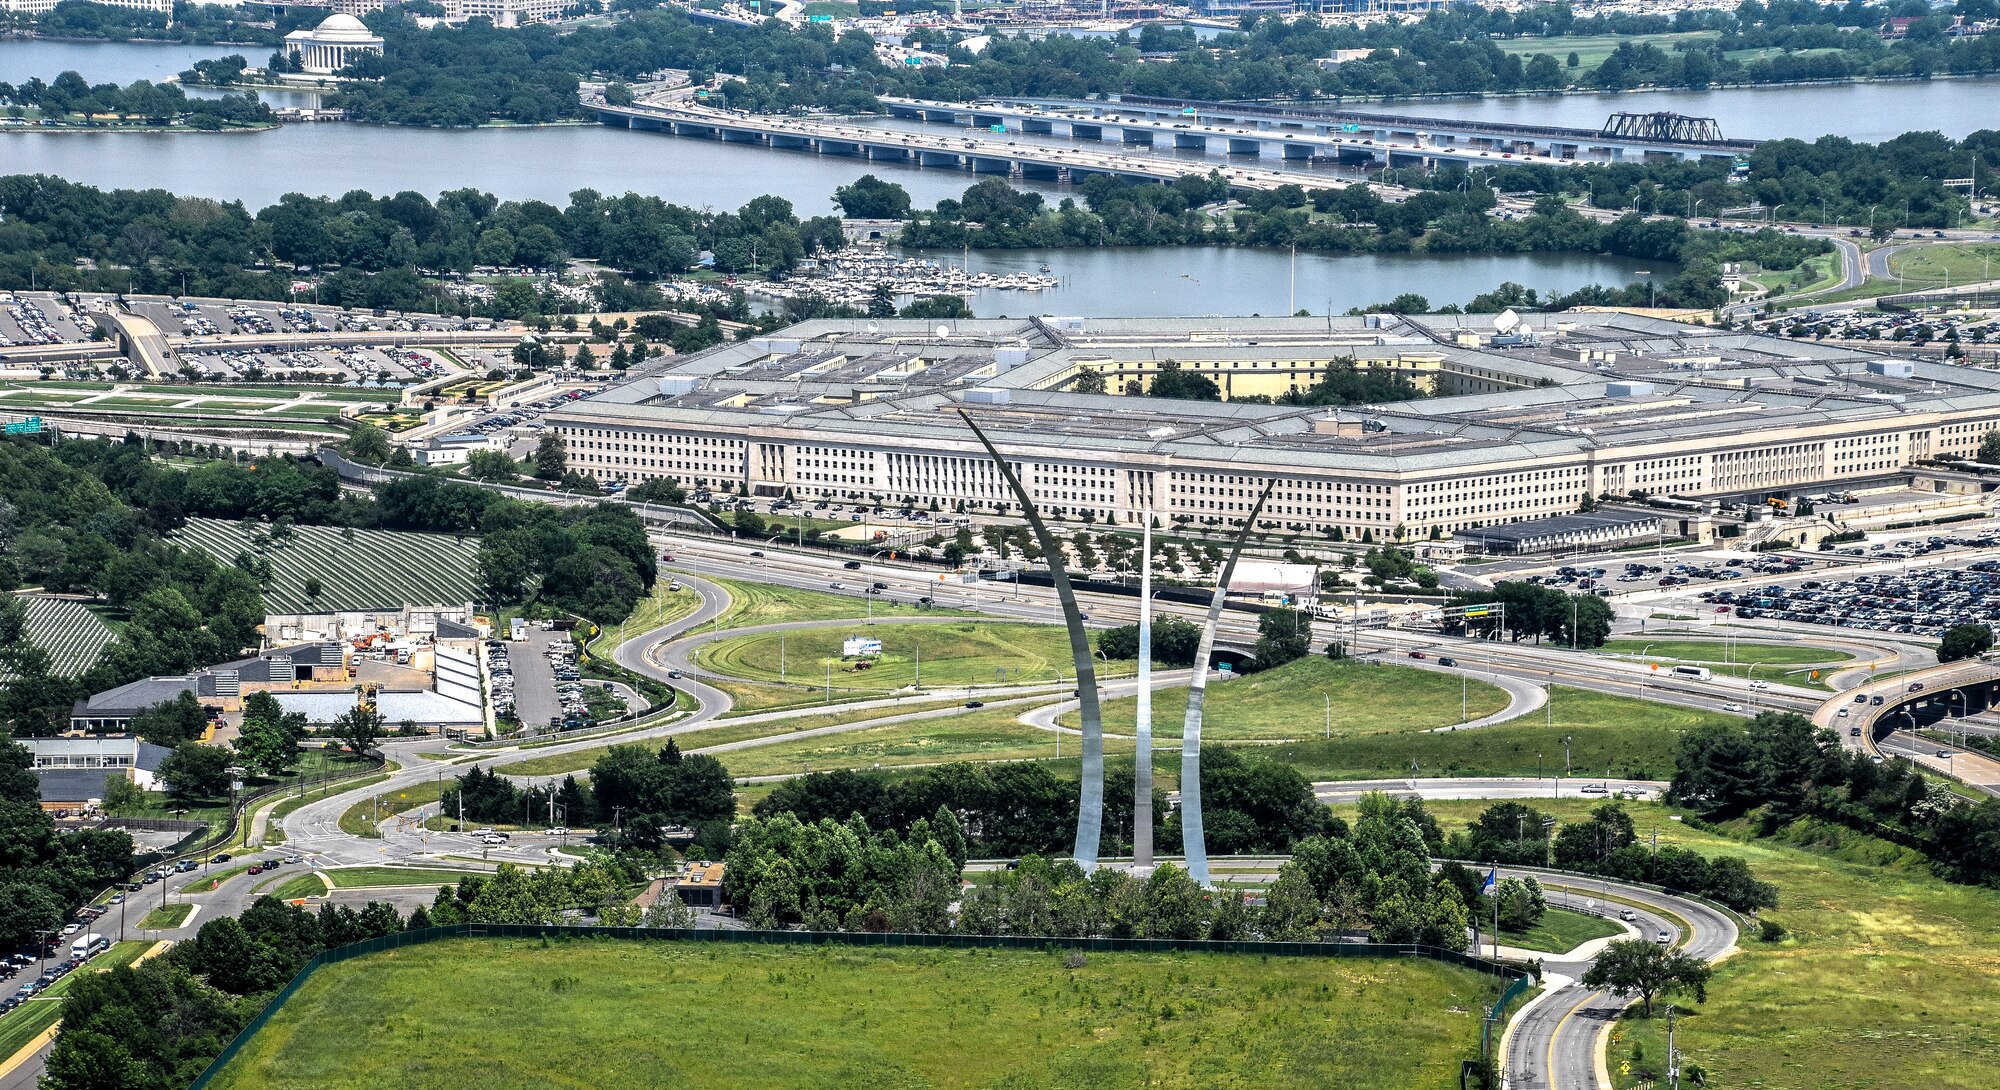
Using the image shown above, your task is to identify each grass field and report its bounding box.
[174,518,479,613]
[267,873,330,900]
[203,938,1497,1090]
[1070,658,1511,742]
[493,697,975,776]
[1493,30,1720,72]
[1885,243,2000,288]
[1596,639,1848,667]
[699,620,1129,692]
[1498,906,1623,955]
[701,575,967,631]
[338,778,447,838]
[586,577,703,656]
[322,866,481,889]
[1496,30,1714,70]
[137,903,193,930]
[713,706,1080,777]
[1265,687,1736,782]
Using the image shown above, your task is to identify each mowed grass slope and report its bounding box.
[700,620,1133,691]
[174,518,479,612]
[205,939,1497,1090]
[1071,658,1511,742]
[1595,639,1848,666]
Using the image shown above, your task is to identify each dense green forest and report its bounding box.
[0,175,843,315]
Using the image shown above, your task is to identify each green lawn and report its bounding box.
[338,778,447,838]
[492,698,975,776]
[1885,243,2000,288]
[701,574,967,631]
[1265,686,1737,782]
[321,866,482,889]
[1596,639,1849,667]
[1493,30,1720,72]
[137,903,193,930]
[1604,815,2000,1090]
[1498,906,1623,955]
[699,620,1129,692]
[586,576,703,657]
[714,706,1077,777]
[1068,657,1511,742]
[203,939,1498,1090]
[267,873,330,900]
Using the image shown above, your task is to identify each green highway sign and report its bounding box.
[3,416,43,435]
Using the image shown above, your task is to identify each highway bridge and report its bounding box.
[1817,660,2000,795]
[992,94,1759,164]
[588,94,1355,191]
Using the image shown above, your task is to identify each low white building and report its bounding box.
[284,13,384,75]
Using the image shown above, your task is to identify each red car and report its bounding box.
[247,865,263,875]
[1408,651,1428,660]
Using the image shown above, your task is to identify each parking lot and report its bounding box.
[1707,545,2000,637]
[504,627,596,734]
[174,344,452,385]
[122,296,491,342]
[0,291,95,347]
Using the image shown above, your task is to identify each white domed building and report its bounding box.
[283,14,385,76]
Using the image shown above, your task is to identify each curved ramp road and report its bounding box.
[1499,867,1739,1090]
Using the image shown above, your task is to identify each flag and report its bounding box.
[1480,866,1497,893]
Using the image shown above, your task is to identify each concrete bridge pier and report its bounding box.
[1120,128,1155,146]
[969,156,1014,175]
[1019,161,1063,181]
[1226,137,1262,156]
[1174,132,1208,151]
[816,139,862,156]
[1071,123,1104,141]
[721,127,763,144]
[918,150,960,168]
[628,115,663,132]
[1281,142,1314,161]
[972,113,1004,129]
[597,110,630,128]
[671,122,719,139]
[866,145,913,162]
[920,108,958,123]
[1023,117,1053,134]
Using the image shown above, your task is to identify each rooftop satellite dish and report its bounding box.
[935,324,951,339]
[866,320,880,335]
[1493,309,1521,334]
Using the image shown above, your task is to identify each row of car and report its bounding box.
[1715,563,2000,637]
[0,294,84,347]
[485,639,517,719]
[545,637,595,731]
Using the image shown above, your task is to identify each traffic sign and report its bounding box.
[3,416,43,435]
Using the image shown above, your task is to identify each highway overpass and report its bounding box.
[1817,660,2000,795]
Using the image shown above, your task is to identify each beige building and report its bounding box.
[546,315,2000,543]
[284,13,385,75]
[448,0,568,27]
[1,0,167,15]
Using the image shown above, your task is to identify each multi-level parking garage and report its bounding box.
[547,312,2000,544]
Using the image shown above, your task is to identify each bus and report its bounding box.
[70,933,108,960]
[1670,665,1712,681]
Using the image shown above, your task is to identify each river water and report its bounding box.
[5,35,1916,315]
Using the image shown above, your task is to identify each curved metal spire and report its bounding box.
[1134,510,1154,870]
[1180,481,1274,888]
[957,410,1105,870]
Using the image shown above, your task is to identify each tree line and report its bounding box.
[1670,710,2000,887]
[0,738,136,955]
[0,71,272,129]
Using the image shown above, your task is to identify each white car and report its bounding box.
[1837,708,1850,718]
[1723,702,1745,712]
[1581,783,1609,795]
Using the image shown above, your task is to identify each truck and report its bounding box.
[70,933,108,960]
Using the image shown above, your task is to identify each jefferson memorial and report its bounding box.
[284,14,384,76]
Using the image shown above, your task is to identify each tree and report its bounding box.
[1581,939,1712,1016]
[1938,623,1993,664]
[331,705,385,756]
[1073,366,1106,395]
[1250,607,1311,671]
[235,691,306,776]
[158,742,233,801]
[1259,862,1320,939]
[464,449,519,482]
[1140,359,1221,401]
[534,431,568,481]
[832,174,912,220]
[129,691,209,746]
[1979,429,2000,465]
